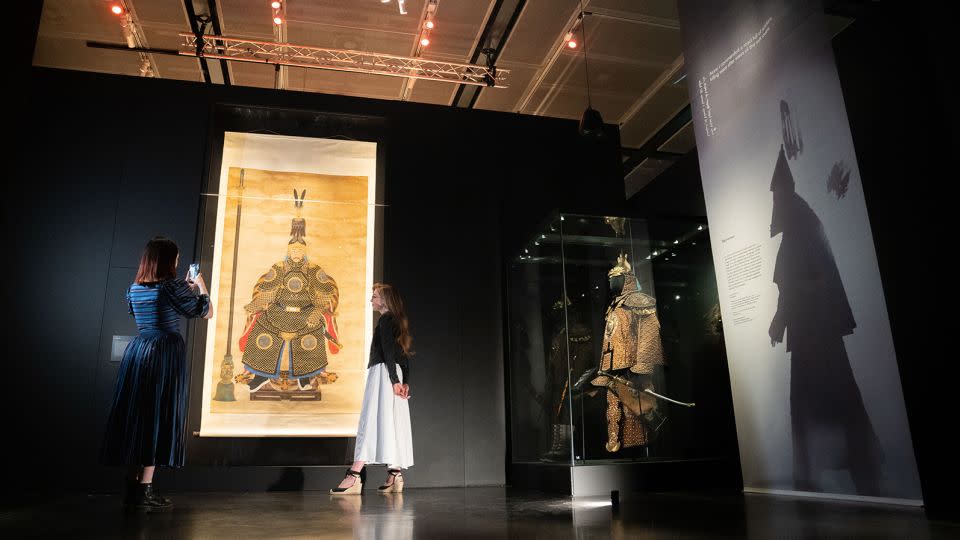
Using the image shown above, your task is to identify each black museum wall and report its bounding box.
[5,63,624,499]
[830,4,956,520]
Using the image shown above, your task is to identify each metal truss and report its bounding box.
[179,34,508,88]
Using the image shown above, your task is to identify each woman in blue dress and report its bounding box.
[101,237,213,510]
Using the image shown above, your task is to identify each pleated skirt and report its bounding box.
[354,364,414,469]
[100,329,189,467]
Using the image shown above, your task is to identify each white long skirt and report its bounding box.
[354,363,414,469]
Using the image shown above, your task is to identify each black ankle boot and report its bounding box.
[128,483,173,511]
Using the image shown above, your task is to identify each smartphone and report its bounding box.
[187,263,200,281]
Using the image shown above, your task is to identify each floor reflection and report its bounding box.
[333,493,413,540]
[0,488,954,539]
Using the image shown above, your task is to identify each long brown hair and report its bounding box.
[135,236,179,284]
[375,282,414,357]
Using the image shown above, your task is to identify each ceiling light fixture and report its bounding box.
[106,1,153,76]
[416,1,438,51]
[575,3,604,138]
[271,1,283,25]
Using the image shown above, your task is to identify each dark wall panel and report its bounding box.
[8,66,624,497]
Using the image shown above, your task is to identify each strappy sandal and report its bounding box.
[378,468,404,493]
[330,468,364,495]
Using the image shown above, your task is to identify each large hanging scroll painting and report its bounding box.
[199,132,376,437]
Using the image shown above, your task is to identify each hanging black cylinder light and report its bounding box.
[579,106,604,138]
[576,4,604,138]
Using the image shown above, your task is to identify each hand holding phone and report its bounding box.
[187,263,200,282]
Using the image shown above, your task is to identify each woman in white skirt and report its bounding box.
[331,282,414,494]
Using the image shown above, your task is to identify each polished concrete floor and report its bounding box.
[2,488,956,539]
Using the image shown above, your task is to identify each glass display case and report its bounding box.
[507,212,735,477]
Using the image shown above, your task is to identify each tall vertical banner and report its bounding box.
[677,0,921,501]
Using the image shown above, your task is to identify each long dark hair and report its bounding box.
[375,282,414,357]
[135,236,179,284]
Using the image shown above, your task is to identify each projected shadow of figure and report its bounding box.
[780,100,803,160]
[767,146,883,495]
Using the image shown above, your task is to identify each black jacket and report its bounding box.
[367,312,410,385]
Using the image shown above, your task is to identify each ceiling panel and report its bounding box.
[495,0,579,66]
[141,23,190,50]
[150,55,204,82]
[129,0,189,27]
[408,80,456,105]
[618,80,689,147]
[283,66,307,92]
[418,0,493,60]
[304,69,406,100]
[217,0,282,39]
[474,63,537,112]
[540,52,664,97]
[287,21,413,57]
[34,35,140,76]
[589,0,680,21]
[584,18,682,66]
[38,0,129,41]
[658,120,696,154]
[230,61,278,89]
[536,83,636,122]
[625,156,675,198]
[286,0,425,36]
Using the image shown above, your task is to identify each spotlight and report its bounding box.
[425,20,435,29]
[564,32,577,49]
[420,37,430,46]
[272,1,283,25]
[111,4,123,15]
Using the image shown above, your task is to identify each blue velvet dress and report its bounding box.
[100,279,210,467]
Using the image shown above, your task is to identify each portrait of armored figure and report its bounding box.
[235,190,342,399]
[200,134,376,438]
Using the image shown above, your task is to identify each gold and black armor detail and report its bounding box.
[301,334,318,351]
[591,268,666,451]
[256,333,274,350]
[241,258,338,378]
